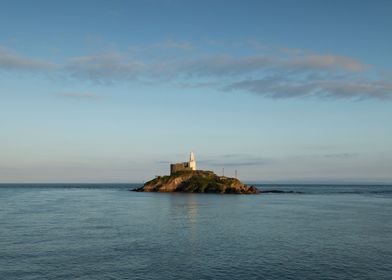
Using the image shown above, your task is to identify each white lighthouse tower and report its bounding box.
[189,151,197,170]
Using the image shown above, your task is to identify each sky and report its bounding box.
[1,0,392,183]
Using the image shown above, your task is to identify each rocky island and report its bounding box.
[134,170,259,194]
[134,152,260,194]
[133,153,299,195]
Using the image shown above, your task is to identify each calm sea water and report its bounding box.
[0,184,391,280]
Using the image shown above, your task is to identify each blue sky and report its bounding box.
[1,0,392,183]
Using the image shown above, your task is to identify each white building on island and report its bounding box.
[170,152,197,174]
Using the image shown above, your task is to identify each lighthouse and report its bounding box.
[189,151,197,171]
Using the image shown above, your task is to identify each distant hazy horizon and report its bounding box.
[1,178,392,185]
[1,0,392,183]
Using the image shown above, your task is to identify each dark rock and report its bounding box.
[260,189,304,194]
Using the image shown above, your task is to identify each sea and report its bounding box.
[0,184,391,280]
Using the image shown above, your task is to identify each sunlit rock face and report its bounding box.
[134,170,259,194]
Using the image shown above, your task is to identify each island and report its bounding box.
[133,170,260,194]
[133,152,259,194]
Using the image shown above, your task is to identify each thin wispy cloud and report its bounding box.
[58,92,101,99]
[285,54,366,72]
[155,160,171,164]
[323,153,359,159]
[151,39,194,50]
[200,154,274,167]
[293,153,359,160]
[1,42,390,100]
[0,47,54,71]
[63,52,367,81]
[65,53,144,84]
[224,76,392,100]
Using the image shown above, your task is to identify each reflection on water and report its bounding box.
[168,194,198,240]
[186,195,198,225]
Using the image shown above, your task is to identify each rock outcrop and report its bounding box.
[134,170,259,194]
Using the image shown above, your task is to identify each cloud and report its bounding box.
[155,154,273,167]
[287,54,366,72]
[323,153,358,159]
[151,40,194,50]
[64,53,144,84]
[62,51,367,83]
[0,47,54,71]
[224,76,392,100]
[171,53,366,77]
[200,154,274,167]
[58,92,101,99]
[293,153,359,160]
[218,159,273,167]
[174,55,273,77]
[175,81,221,89]
[155,160,171,164]
[1,42,390,100]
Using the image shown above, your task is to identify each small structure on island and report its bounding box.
[170,152,197,175]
